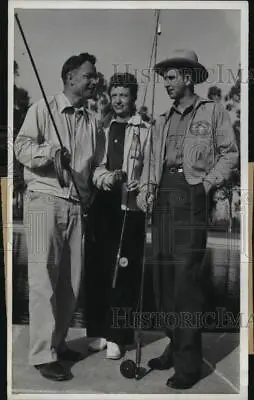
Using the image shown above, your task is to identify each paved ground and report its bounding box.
[12,325,240,395]
[11,228,241,395]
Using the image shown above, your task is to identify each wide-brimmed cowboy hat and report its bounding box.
[154,49,208,84]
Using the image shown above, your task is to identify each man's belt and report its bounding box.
[166,164,184,173]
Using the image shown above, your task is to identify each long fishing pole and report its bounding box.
[112,125,141,289]
[135,9,160,377]
[120,9,161,380]
[15,13,87,217]
[142,34,156,108]
[113,11,161,290]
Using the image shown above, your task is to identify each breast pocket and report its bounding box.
[190,120,212,137]
[184,121,213,170]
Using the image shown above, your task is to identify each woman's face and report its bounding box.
[110,86,133,118]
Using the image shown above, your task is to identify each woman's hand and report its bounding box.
[103,173,115,191]
[103,170,127,191]
[126,179,139,192]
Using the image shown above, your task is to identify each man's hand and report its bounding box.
[136,190,155,213]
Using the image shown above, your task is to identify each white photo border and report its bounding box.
[7,1,249,399]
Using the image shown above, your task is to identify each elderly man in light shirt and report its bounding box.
[14,52,103,382]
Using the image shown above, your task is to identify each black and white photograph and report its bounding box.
[249,163,254,355]
[8,1,249,397]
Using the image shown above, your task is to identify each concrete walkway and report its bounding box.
[12,325,240,395]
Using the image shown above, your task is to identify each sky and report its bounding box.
[13,7,241,115]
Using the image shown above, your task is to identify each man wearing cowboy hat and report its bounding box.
[148,49,238,389]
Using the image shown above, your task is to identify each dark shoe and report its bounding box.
[35,361,73,381]
[166,373,201,389]
[147,343,173,370]
[58,348,84,362]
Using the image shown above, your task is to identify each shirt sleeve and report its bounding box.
[14,101,60,169]
[204,102,239,188]
[139,126,157,191]
[92,125,113,189]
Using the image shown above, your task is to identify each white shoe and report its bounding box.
[88,338,107,351]
[106,341,122,360]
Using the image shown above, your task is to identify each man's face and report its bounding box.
[163,68,187,100]
[110,86,133,118]
[68,61,97,100]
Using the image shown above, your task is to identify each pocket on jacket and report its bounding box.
[26,190,42,202]
[26,190,54,205]
[184,137,212,171]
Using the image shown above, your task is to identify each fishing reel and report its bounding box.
[119,335,151,380]
[113,169,127,186]
[54,147,71,188]
[120,357,148,380]
[120,359,146,380]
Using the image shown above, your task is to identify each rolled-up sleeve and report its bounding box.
[14,101,60,169]
[205,103,239,187]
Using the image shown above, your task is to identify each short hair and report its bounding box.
[108,72,138,102]
[61,52,96,84]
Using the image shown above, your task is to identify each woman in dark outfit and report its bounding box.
[86,73,155,359]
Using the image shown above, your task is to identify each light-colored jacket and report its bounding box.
[153,96,239,189]
[14,92,104,207]
[93,114,156,211]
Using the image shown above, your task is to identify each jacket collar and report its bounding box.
[163,95,214,121]
[172,93,198,112]
[106,113,148,130]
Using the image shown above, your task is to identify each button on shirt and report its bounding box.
[103,120,127,209]
[165,96,198,166]
[107,121,127,171]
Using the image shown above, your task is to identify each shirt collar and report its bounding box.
[163,95,213,122]
[58,92,85,115]
[172,94,198,115]
[108,113,144,128]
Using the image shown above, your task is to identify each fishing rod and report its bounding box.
[15,13,88,220]
[112,10,161,290]
[111,125,142,289]
[142,13,161,112]
[15,12,90,274]
[120,9,161,380]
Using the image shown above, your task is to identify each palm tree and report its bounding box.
[14,61,30,136]
[213,65,241,233]
[13,61,31,219]
[87,72,110,121]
